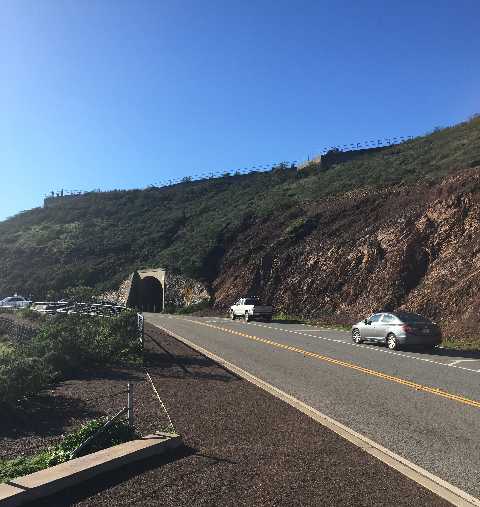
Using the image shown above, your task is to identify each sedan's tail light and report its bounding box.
[401,324,415,333]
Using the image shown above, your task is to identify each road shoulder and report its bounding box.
[31,323,451,506]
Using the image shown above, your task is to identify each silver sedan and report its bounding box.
[351,312,442,350]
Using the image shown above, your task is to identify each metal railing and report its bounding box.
[43,131,422,199]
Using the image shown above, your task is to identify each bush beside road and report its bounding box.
[0,312,141,409]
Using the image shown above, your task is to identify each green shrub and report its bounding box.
[0,312,142,408]
[283,217,317,240]
[0,340,11,350]
[63,285,100,302]
[0,451,53,482]
[24,312,142,377]
[0,351,51,406]
[16,308,46,323]
[0,417,138,483]
[23,315,97,374]
[96,311,142,363]
[176,300,212,314]
[58,417,138,457]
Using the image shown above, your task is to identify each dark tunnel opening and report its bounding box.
[138,276,163,312]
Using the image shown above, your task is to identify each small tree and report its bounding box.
[64,286,99,302]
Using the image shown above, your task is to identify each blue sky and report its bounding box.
[1,0,479,221]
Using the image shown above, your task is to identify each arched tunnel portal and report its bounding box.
[127,268,166,313]
[138,276,163,312]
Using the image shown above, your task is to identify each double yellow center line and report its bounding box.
[185,318,480,410]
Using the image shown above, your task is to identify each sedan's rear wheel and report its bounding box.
[230,311,236,320]
[352,329,363,344]
[386,334,399,350]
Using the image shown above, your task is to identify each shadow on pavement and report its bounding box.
[420,347,480,360]
[144,332,240,382]
[365,342,480,360]
[270,318,303,324]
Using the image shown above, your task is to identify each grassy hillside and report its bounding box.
[0,115,479,303]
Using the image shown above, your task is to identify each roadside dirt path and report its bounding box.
[29,323,447,506]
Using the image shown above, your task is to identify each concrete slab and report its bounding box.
[0,433,182,507]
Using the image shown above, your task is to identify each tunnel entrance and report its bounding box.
[138,276,163,312]
[126,268,166,313]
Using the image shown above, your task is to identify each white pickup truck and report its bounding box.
[229,297,273,322]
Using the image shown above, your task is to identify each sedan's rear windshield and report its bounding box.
[244,298,261,305]
[395,313,431,323]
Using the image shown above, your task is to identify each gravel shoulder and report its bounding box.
[31,323,448,506]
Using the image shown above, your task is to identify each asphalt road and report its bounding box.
[145,313,480,500]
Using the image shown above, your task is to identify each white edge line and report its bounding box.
[151,320,480,507]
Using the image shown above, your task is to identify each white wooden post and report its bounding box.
[127,382,133,427]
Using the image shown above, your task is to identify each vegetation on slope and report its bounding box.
[0,116,479,302]
[0,312,141,409]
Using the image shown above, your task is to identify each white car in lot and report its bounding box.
[0,295,32,309]
[229,297,273,322]
[30,301,70,314]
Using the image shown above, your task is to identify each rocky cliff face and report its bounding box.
[213,167,480,342]
[164,272,210,307]
[100,275,134,306]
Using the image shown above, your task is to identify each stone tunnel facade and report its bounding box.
[102,268,210,312]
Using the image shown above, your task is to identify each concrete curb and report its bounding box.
[0,433,182,507]
[153,322,480,507]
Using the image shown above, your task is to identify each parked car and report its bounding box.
[229,297,273,322]
[0,295,32,309]
[30,301,70,314]
[351,312,441,350]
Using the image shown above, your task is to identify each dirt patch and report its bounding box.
[0,365,152,461]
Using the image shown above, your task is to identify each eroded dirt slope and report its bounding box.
[213,167,480,342]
